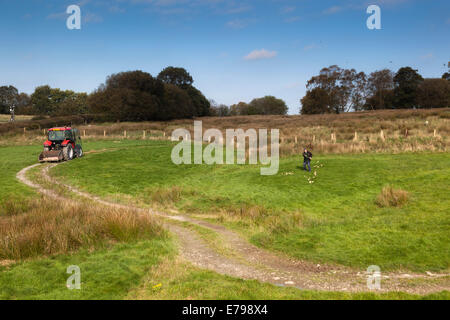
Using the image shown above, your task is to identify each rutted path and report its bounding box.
[16,160,450,295]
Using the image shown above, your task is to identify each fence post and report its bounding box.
[380,130,385,141]
[124,130,127,138]
[433,129,437,137]
[103,130,106,137]
[143,130,146,139]
[354,131,358,141]
[83,130,86,137]
[313,135,316,143]
[295,136,298,144]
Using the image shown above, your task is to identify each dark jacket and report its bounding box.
[303,151,312,162]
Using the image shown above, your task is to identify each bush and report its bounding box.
[375,186,409,208]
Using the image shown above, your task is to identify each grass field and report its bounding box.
[51,140,450,272]
[0,135,448,299]
[0,140,176,299]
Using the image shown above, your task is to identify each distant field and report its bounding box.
[1,108,449,153]
[0,115,34,123]
[52,140,450,272]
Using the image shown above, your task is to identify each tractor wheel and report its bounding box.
[76,146,83,158]
[63,145,74,161]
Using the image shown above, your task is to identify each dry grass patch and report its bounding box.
[0,196,165,260]
[376,186,409,208]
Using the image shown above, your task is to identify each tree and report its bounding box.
[248,96,288,115]
[55,92,88,115]
[88,69,209,121]
[31,85,52,114]
[0,85,18,114]
[442,72,450,81]
[304,65,367,114]
[88,71,163,121]
[230,102,249,115]
[417,78,450,108]
[106,70,164,96]
[365,69,395,110]
[301,65,368,114]
[161,83,195,120]
[300,88,330,114]
[15,93,32,114]
[216,104,231,117]
[393,67,424,108]
[157,67,193,88]
[185,85,210,117]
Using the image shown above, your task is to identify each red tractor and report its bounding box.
[39,127,83,162]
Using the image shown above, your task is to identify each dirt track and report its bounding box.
[16,159,450,295]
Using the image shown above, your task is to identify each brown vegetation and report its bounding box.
[0,196,165,260]
[0,108,448,154]
[375,186,409,208]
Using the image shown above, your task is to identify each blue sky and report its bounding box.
[1,0,449,114]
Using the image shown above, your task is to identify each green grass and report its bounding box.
[0,145,42,207]
[0,139,163,209]
[0,139,449,299]
[0,239,173,300]
[52,141,450,272]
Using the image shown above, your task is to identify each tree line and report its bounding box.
[1,65,448,120]
[300,65,450,114]
[209,96,288,117]
[0,67,211,121]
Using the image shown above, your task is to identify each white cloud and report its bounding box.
[284,16,301,23]
[83,12,103,23]
[244,49,277,61]
[47,12,66,20]
[323,6,342,15]
[304,43,320,51]
[420,53,434,60]
[226,18,254,29]
[281,6,296,14]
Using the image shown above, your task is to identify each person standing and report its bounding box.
[302,148,312,172]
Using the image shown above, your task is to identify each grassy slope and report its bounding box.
[53,141,450,272]
[0,139,448,299]
[0,140,175,299]
[0,145,42,206]
[0,140,159,207]
[0,239,172,300]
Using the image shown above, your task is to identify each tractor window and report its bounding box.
[65,130,73,140]
[48,131,66,141]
